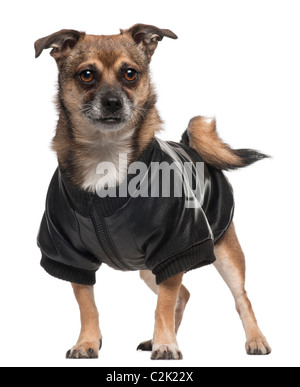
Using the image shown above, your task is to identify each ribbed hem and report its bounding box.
[152,239,216,285]
[41,255,96,285]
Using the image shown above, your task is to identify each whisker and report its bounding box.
[131,106,148,125]
[63,106,91,125]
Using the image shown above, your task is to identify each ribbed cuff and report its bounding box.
[41,255,96,285]
[152,239,216,285]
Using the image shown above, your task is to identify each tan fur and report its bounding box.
[46,30,161,188]
[214,223,271,354]
[151,273,184,359]
[187,116,244,169]
[66,284,102,358]
[138,270,190,353]
[35,25,270,360]
[138,223,271,357]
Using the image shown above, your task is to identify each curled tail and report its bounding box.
[181,116,269,170]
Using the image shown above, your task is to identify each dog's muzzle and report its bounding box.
[85,89,131,130]
[101,91,123,114]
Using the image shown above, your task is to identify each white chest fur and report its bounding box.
[81,129,134,193]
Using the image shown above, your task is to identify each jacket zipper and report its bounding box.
[92,207,125,270]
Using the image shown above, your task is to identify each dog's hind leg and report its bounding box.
[214,222,271,355]
[66,284,102,359]
[137,270,190,355]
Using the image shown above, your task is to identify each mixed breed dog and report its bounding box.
[35,24,271,359]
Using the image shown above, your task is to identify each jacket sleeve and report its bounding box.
[37,169,100,285]
[123,193,217,284]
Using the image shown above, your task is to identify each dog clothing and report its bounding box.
[37,138,234,285]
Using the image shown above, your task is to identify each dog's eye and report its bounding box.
[124,69,138,82]
[80,70,94,83]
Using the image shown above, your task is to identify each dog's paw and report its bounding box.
[245,337,271,355]
[151,344,183,360]
[137,339,152,351]
[66,339,102,359]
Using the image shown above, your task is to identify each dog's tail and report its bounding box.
[181,116,269,170]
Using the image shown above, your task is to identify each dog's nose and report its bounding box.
[101,93,123,113]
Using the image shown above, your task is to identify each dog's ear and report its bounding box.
[34,29,85,61]
[122,24,178,61]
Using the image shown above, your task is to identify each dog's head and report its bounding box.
[35,24,177,132]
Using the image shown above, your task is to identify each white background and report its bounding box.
[0,0,299,367]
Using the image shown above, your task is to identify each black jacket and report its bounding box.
[37,138,234,285]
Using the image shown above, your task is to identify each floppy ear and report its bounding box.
[123,23,178,61]
[34,29,85,61]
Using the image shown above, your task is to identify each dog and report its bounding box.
[35,24,271,359]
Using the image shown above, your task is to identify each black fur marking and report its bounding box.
[180,129,189,146]
[207,149,270,171]
[232,148,270,169]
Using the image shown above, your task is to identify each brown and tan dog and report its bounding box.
[35,24,271,359]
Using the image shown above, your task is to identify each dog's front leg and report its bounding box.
[151,273,184,360]
[66,284,102,359]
